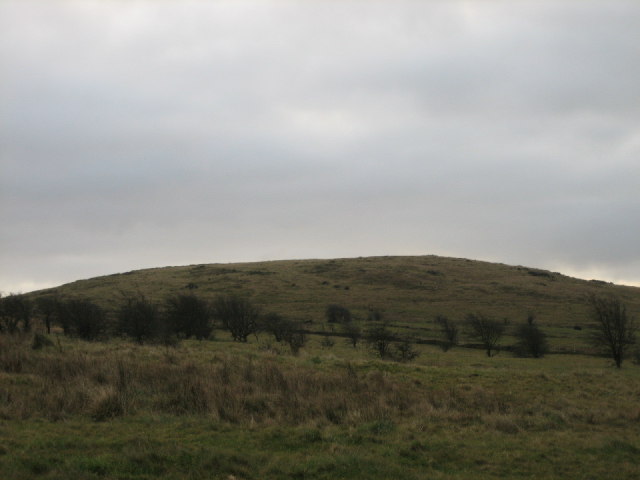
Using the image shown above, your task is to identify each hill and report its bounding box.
[4,255,640,479]
[29,255,640,352]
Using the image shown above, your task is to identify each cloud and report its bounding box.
[1,0,639,292]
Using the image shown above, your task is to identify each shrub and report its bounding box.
[325,304,351,324]
[58,299,107,340]
[117,294,160,344]
[32,333,53,350]
[394,341,419,362]
[0,294,33,334]
[320,336,335,348]
[285,331,306,355]
[436,315,458,352]
[342,321,361,348]
[366,321,394,358]
[514,317,549,358]
[166,294,213,340]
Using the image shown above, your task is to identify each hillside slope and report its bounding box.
[29,255,640,351]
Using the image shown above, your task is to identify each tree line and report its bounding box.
[0,291,636,367]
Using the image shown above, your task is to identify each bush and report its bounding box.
[285,331,306,355]
[342,321,361,348]
[166,294,213,340]
[325,304,351,324]
[58,298,107,340]
[32,333,53,350]
[514,317,549,358]
[366,321,394,358]
[117,295,160,344]
[320,336,335,348]
[394,341,419,362]
[0,294,33,334]
[436,315,458,352]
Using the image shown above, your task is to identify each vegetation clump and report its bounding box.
[514,315,549,358]
[436,315,459,352]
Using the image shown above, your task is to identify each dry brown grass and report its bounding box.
[1,331,639,440]
[0,334,524,427]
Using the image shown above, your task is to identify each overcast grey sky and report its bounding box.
[1,0,639,293]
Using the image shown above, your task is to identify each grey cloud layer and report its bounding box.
[1,1,639,292]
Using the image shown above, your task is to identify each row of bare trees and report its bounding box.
[434,294,636,368]
[1,291,636,366]
[436,313,548,358]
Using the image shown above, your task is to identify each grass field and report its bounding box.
[1,330,639,479]
[3,255,639,479]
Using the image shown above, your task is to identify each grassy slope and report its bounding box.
[6,255,639,479]
[31,255,640,352]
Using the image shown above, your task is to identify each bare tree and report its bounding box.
[342,321,361,348]
[212,295,259,342]
[466,313,505,357]
[261,313,293,342]
[588,295,636,368]
[436,315,459,352]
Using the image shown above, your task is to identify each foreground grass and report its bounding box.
[1,333,639,479]
[3,417,639,480]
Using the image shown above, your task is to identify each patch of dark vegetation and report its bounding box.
[32,333,53,350]
[211,268,242,275]
[247,270,276,275]
[306,261,339,274]
[527,269,555,280]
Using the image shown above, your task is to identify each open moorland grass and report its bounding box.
[1,331,639,480]
[4,255,639,478]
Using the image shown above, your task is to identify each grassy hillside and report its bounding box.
[4,255,640,479]
[30,255,640,353]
